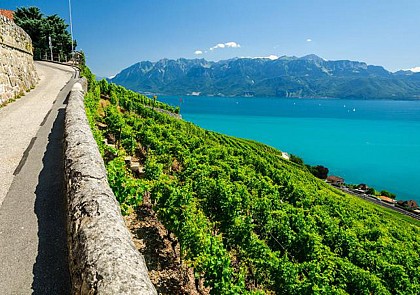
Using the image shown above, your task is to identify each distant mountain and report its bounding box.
[110,55,420,99]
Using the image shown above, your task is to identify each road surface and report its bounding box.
[0,61,76,294]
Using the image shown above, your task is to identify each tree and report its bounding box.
[380,190,396,199]
[308,165,329,179]
[14,7,74,61]
[290,154,304,166]
[44,14,75,60]
[13,7,44,58]
[366,187,375,195]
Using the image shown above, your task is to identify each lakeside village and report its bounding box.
[280,152,420,220]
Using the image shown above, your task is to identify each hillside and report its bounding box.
[110,55,420,99]
[83,67,420,294]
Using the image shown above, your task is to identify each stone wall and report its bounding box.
[64,78,157,294]
[0,15,38,105]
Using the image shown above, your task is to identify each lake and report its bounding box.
[160,95,420,204]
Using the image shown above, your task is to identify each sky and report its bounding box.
[2,0,420,77]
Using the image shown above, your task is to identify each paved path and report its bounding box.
[339,186,420,221]
[0,61,77,294]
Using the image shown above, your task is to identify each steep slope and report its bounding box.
[111,55,420,99]
[84,67,420,294]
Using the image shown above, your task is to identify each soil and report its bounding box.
[124,193,210,295]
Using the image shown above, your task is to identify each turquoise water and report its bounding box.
[160,96,420,203]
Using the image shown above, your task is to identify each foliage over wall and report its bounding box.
[14,6,74,61]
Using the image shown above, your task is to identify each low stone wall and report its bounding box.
[64,78,157,294]
[0,15,38,105]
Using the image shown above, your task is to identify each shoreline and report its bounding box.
[156,94,420,206]
[147,93,420,101]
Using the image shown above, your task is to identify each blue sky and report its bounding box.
[2,0,420,77]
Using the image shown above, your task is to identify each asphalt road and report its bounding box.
[0,61,77,294]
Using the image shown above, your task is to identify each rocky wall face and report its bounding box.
[65,79,157,295]
[0,15,38,105]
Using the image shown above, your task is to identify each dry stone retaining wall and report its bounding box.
[0,15,38,105]
[64,78,157,294]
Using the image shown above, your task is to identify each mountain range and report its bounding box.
[110,55,420,99]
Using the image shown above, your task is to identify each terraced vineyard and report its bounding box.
[82,66,420,295]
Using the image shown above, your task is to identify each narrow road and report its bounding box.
[0,61,77,294]
[338,186,420,221]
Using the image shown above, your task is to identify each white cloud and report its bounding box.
[194,50,203,55]
[224,41,241,48]
[306,38,312,42]
[210,41,241,51]
[210,43,225,50]
[408,66,420,73]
